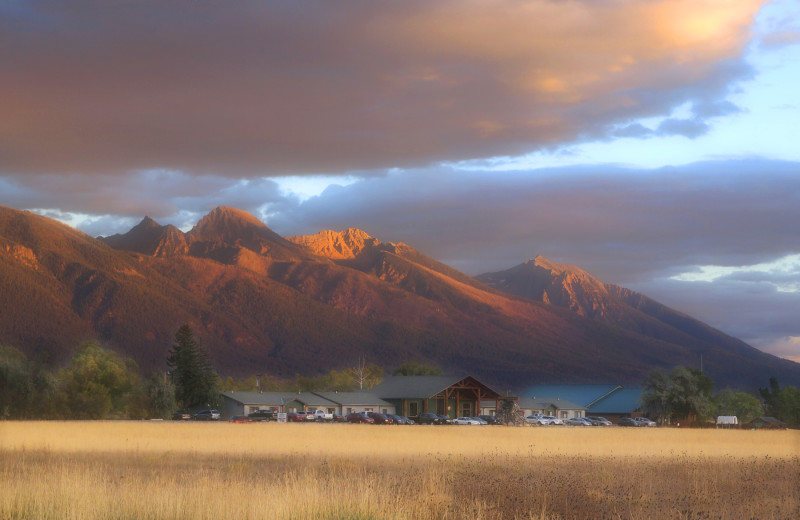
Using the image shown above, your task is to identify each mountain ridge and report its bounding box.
[1,205,797,390]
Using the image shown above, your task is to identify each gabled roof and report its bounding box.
[522,385,620,406]
[587,388,642,414]
[518,396,584,411]
[220,391,337,407]
[313,391,393,407]
[368,375,502,400]
[521,385,641,414]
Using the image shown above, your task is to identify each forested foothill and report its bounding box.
[2,328,799,426]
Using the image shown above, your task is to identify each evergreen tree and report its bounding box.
[167,325,218,409]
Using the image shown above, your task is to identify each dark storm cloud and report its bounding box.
[268,159,800,281]
[0,0,764,177]
[629,276,800,361]
[264,157,800,358]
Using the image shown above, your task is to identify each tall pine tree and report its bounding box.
[167,325,218,409]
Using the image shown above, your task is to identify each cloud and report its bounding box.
[0,170,289,232]
[260,158,800,355]
[0,0,765,177]
[268,158,800,279]
[3,156,798,359]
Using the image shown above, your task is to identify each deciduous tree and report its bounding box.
[392,362,443,376]
[641,365,713,424]
[0,345,57,419]
[759,377,800,426]
[712,388,762,424]
[58,342,138,419]
[345,357,383,389]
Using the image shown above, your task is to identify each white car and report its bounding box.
[453,417,482,425]
[537,415,563,425]
[525,414,544,424]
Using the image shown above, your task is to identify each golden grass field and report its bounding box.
[1,421,798,519]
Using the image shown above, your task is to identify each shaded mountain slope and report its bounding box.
[2,205,798,390]
[477,256,800,388]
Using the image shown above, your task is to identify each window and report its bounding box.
[346,408,353,414]
[409,402,419,417]
[382,408,388,414]
[560,411,568,419]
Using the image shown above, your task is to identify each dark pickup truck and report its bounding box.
[248,409,276,422]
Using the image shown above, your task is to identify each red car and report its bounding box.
[367,412,394,424]
[345,412,375,424]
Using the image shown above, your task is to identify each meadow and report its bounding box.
[0,421,798,519]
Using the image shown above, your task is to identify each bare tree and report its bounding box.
[345,357,383,390]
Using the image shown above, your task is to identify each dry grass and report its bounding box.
[1,421,798,519]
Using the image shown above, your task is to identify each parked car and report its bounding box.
[172,409,191,421]
[346,412,375,424]
[634,417,657,427]
[525,414,543,425]
[436,414,453,424]
[248,409,276,422]
[565,417,592,426]
[314,408,333,422]
[287,412,306,422]
[228,415,251,423]
[536,415,563,425]
[586,416,612,426]
[416,413,446,425]
[192,409,220,421]
[618,417,640,427]
[452,417,481,425]
[479,415,501,425]
[471,417,488,425]
[387,414,414,425]
[367,412,394,424]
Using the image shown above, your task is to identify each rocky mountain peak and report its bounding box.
[188,206,269,242]
[288,228,381,259]
[135,216,161,230]
[478,255,610,318]
[100,215,187,257]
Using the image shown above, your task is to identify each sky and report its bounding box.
[2,0,799,363]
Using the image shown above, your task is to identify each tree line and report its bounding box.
[640,365,800,426]
[3,326,798,424]
[0,324,446,420]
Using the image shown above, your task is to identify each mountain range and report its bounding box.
[1,204,797,390]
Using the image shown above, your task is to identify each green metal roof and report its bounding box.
[587,388,642,414]
[518,397,584,411]
[220,391,336,407]
[367,375,501,399]
[313,391,393,407]
[521,385,641,414]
